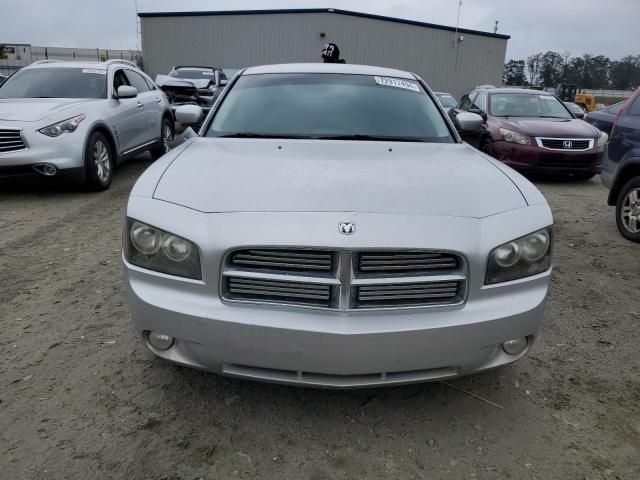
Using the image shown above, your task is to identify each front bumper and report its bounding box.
[492,140,603,174]
[0,122,86,178]
[124,199,553,388]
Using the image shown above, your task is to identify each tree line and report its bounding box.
[503,52,640,90]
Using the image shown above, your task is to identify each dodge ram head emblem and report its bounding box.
[338,222,356,235]
[563,140,573,149]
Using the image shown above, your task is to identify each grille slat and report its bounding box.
[356,281,461,307]
[227,277,331,305]
[358,251,458,273]
[0,129,26,153]
[231,249,333,272]
[223,248,465,310]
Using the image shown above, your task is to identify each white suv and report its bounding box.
[0,60,173,190]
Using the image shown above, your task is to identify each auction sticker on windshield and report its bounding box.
[81,69,107,75]
[374,76,420,93]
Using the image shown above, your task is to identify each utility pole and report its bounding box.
[134,0,141,52]
[494,20,499,34]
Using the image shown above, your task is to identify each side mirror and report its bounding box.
[175,105,203,125]
[220,79,229,86]
[117,85,138,99]
[575,111,585,119]
[467,108,486,120]
[454,112,483,133]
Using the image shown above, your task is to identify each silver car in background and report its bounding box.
[0,60,173,190]
[124,63,553,388]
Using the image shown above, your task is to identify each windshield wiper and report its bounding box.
[539,115,569,119]
[316,134,426,142]
[215,133,314,139]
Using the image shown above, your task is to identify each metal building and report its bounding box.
[139,8,509,97]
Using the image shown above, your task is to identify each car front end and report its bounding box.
[0,109,94,180]
[491,130,607,175]
[123,66,553,388]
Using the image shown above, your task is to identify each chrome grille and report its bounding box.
[230,249,333,272]
[226,277,331,307]
[355,281,461,308]
[0,129,26,153]
[222,248,467,310]
[536,137,593,151]
[357,251,457,274]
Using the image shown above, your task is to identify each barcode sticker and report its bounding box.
[374,76,420,92]
[82,68,107,75]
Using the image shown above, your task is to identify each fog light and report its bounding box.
[502,337,528,355]
[147,331,174,350]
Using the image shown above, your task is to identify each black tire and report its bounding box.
[150,117,174,160]
[615,176,640,243]
[85,131,114,191]
[480,138,493,157]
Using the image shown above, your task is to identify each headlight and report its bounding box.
[38,114,86,137]
[486,227,552,284]
[597,131,608,147]
[499,128,531,145]
[124,219,201,280]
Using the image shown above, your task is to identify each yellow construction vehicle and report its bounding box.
[555,84,597,112]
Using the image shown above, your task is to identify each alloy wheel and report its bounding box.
[162,123,173,154]
[621,188,640,233]
[93,140,111,183]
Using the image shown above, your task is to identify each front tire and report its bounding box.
[615,176,640,243]
[85,132,114,191]
[150,118,174,160]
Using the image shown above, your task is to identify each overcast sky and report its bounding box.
[3,0,638,61]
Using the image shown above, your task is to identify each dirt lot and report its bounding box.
[1,158,639,480]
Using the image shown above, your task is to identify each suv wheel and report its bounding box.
[85,132,114,191]
[616,176,640,243]
[151,118,174,159]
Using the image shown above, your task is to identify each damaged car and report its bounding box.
[156,66,229,129]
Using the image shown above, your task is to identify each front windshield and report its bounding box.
[206,73,453,142]
[489,93,572,119]
[172,69,214,80]
[0,67,107,99]
[436,94,457,108]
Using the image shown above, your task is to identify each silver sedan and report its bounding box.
[123,63,553,388]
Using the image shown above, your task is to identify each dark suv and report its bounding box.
[450,87,608,179]
[601,88,640,242]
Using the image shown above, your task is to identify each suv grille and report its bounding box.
[0,129,26,153]
[222,248,466,310]
[537,138,592,151]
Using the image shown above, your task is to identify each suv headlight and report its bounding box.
[597,131,608,147]
[39,114,86,137]
[124,219,201,280]
[486,227,552,284]
[499,128,531,145]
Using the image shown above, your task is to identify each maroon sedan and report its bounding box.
[450,88,608,179]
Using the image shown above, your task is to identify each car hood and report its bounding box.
[155,74,211,90]
[0,98,97,122]
[496,117,600,138]
[153,139,528,217]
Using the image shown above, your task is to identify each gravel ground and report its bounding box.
[1,159,639,480]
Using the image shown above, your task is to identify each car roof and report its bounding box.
[26,61,134,71]
[174,66,218,71]
[243,63,417,80]
[483,87,553,95]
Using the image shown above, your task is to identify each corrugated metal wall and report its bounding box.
[141,12,507,97]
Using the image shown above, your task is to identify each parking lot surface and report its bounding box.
[1,160,639,479]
